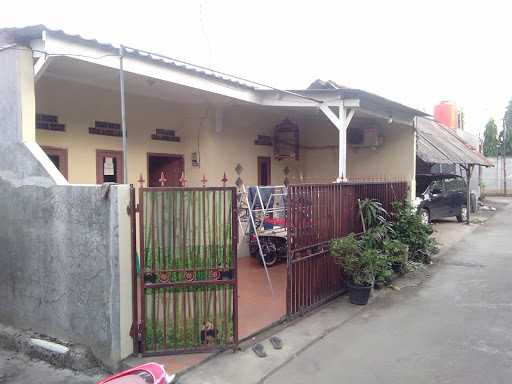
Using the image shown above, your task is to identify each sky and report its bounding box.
[2,0,511,137]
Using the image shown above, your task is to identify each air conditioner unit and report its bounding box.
[348,127,382,148]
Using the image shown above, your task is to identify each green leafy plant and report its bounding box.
[360,224,390,250]
[389,201,438,262]
[358,198,389,231]
[383,238,409,273]
[331,234,391,286]
[375,267,393,287]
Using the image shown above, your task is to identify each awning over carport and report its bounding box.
[416,116,492,224]
[416,117,492,167]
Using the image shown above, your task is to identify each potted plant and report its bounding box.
[331,234,389,305]
[382,239,409,274]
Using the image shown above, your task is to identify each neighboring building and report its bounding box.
[429,100,489,200]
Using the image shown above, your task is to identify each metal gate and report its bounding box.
[286,182,408,316]
[134,186,238,355]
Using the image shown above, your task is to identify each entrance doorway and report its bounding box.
[96,149,123,184]
[42,146,68,180]
[147,153,184,187]
[257,156,271,186]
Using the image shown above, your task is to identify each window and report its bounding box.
[96,150,124,184]
[430,180,444,193]
[41,146,68,180]
[445,178,459,192]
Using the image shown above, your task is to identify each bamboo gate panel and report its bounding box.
[139,187,238,355]
[286,181,408,316]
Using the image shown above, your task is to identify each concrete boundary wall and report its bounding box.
[0,42,133,369]
[480,157,512,196]
[0,177,132,369]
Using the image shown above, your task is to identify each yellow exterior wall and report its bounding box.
[20,49,36,143]
[35,77,301,187]
[35,76,415,194]
[300,116,416,196]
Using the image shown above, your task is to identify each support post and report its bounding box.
[119,45,128,184]
[465,164,474,224]
[319,103,355,182]
[338,107,347,182]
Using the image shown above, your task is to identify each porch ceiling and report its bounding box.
[42,57,253,106]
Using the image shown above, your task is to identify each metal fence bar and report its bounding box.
[137,186,238,355]
[286,181,408,317]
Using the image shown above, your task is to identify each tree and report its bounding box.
[502,98,512,156]
[483,119,498,157]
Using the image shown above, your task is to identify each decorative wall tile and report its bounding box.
[89,120,122,137]
[254,135,273,146]
[151,128,181,142]
[36,114,65,132]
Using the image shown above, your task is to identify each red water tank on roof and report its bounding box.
[434,101,457,129]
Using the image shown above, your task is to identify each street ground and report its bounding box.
[263,197,512,384]
[0,349,100,384]
[1,197,509,383]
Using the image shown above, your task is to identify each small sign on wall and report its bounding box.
[104,157,115,176]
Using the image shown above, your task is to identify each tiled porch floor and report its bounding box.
[144,256,287,374]
[237,256,287,339]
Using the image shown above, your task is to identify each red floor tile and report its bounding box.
[237,256,287,339]
[133,256,286,374]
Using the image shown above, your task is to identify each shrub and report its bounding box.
[382,238,409,273]
[389,201,438,262]
[358,198,389,230]
[331,233,391,287]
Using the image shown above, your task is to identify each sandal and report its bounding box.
[269,336,283,350]
[252,343,267,358]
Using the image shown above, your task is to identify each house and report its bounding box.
[1,25,433,196]
[0,25,490,368]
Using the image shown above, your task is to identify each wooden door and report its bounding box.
[147,153,184,187]
[96,150,124,184]
[258,156,271,186]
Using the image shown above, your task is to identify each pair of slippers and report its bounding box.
[252,336,283,358]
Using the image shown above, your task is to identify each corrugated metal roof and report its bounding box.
[305,78,429,118]
[416,117,492,167]
[1,25,261,90]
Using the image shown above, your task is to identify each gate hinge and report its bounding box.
[127,204,140,215]
[130,321,144,341]
[137,322,144,342]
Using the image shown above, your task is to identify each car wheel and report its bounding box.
[420,209,430,225]
[456,205,468,223]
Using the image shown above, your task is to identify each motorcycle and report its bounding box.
[97,363,175,384]
[249,216,288,267]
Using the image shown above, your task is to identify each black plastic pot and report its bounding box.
[346,280,372,305]
[392,262,403,274]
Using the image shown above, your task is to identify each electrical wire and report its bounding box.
[199,0,212,68]
[3,43,324,104]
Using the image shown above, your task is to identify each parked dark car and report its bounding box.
[415,174,468,224]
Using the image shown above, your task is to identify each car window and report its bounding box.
[430,180,444,193]
[416,177,431,195]
[445,178,460,192]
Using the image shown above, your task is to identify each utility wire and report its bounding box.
[2,43,324,104]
